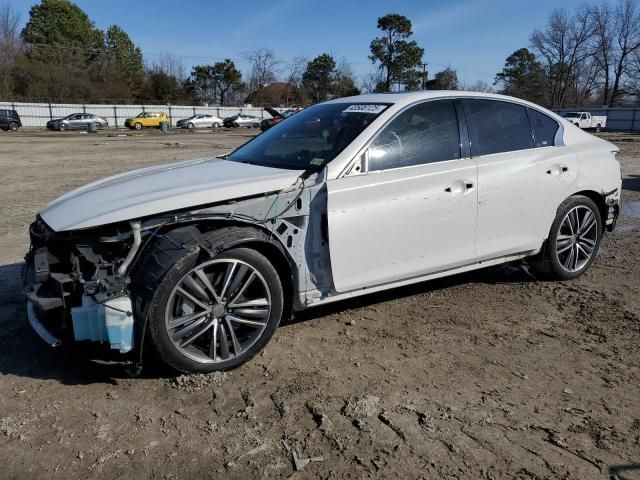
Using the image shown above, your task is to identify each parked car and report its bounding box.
[223,114,261,128]
[46,113,108,131]
[24,91,621,374]
[561,112,607,131]
[176,114,224,129]
[124,112,168,130]
[0,109,21,131]
[259,107,301,131]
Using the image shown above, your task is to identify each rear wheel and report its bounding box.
[529,195,602,280]
[140,242,284,373]
[8,122,18,131]
[212,122,220,128]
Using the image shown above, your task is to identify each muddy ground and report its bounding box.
[0,128,638,479]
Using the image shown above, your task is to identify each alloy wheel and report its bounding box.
[165,259,272,364]
[555,205,598,273]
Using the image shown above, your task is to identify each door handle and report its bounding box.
[445,180,474,195]
[547,164,568,176]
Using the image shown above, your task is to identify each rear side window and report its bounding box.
[368,100,460,171]
[528,108,558,147]
[464,99,534,156]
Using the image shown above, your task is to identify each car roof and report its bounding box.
[325,90,552,112]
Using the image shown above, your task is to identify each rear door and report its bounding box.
[464,99,577,260]
[327,99,478,292]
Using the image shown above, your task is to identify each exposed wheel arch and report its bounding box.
[570,190,607,233]
[129,222,296,367]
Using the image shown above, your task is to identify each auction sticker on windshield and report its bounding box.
[343,104,388,114]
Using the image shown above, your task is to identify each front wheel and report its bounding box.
[187,122,194,129]
[212,122,220,128]
[529,195,602,280]
[58,123,67,131]
[144,246,284,373]
[8,122,18,131]
[134,122,142,130]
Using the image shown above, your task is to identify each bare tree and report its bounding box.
[150,53,187,81]
[0,2,22,96]
[464,80,494,93]
[609,0,640,105]
[244,48,281,97]
[531,7,594,107]
[591,3,614,104]
[361,68,386,93]
[285,56,307,88]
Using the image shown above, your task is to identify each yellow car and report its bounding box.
[124,112,168,130]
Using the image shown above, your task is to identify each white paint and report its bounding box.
[327,158,478,292]
[40,159,302,231]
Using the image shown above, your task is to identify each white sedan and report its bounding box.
[24,91,621,374]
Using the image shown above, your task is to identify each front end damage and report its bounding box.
[23,175,335,368]
[23,216,142,363]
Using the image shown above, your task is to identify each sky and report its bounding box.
[6,0,587,87]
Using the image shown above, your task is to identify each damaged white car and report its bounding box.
[24,91,621,374]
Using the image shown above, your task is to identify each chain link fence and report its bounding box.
[0,101,279,128]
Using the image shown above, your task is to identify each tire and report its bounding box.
[58,123,67,131]
[529,195,602,280]
[595,124,601,132]
[134,122,142,130]
[134,233,284,374]
[8,122,18,131]
[212,122,220,128]
[187,122,194,129]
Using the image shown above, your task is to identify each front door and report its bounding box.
[327,99,478,293]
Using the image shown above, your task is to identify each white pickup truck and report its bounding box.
[561,111,607,131]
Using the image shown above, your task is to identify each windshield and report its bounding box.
[227,102,390,170]
[136,112,145,118]
[562,112,581,118]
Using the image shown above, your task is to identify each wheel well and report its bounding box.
[164,221,296,323]
[242,240,295,323]
[571,190,607,231]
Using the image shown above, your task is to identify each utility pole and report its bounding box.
[421,63,428,90]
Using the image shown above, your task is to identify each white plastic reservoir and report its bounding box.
[104,296,134,353]
[71,295,134,353]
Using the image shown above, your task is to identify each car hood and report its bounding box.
[40,158,303,232]
[264,107,283,119]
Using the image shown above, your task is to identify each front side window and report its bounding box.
[368,100,460,171]
[528,108,559,147]
[227,102,390,171]
[464,99,534,156]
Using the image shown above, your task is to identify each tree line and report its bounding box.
[495,0,640,107]
[0,0,638,107]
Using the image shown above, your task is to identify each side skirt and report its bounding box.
[298,251,536,310]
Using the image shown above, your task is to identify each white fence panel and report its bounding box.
[0,101,278,128]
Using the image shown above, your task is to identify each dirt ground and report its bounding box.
[0,128,638,479]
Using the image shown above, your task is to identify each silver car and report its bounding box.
[176,114,224,129]
[225,114,261,128]
[46,113,108,131]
